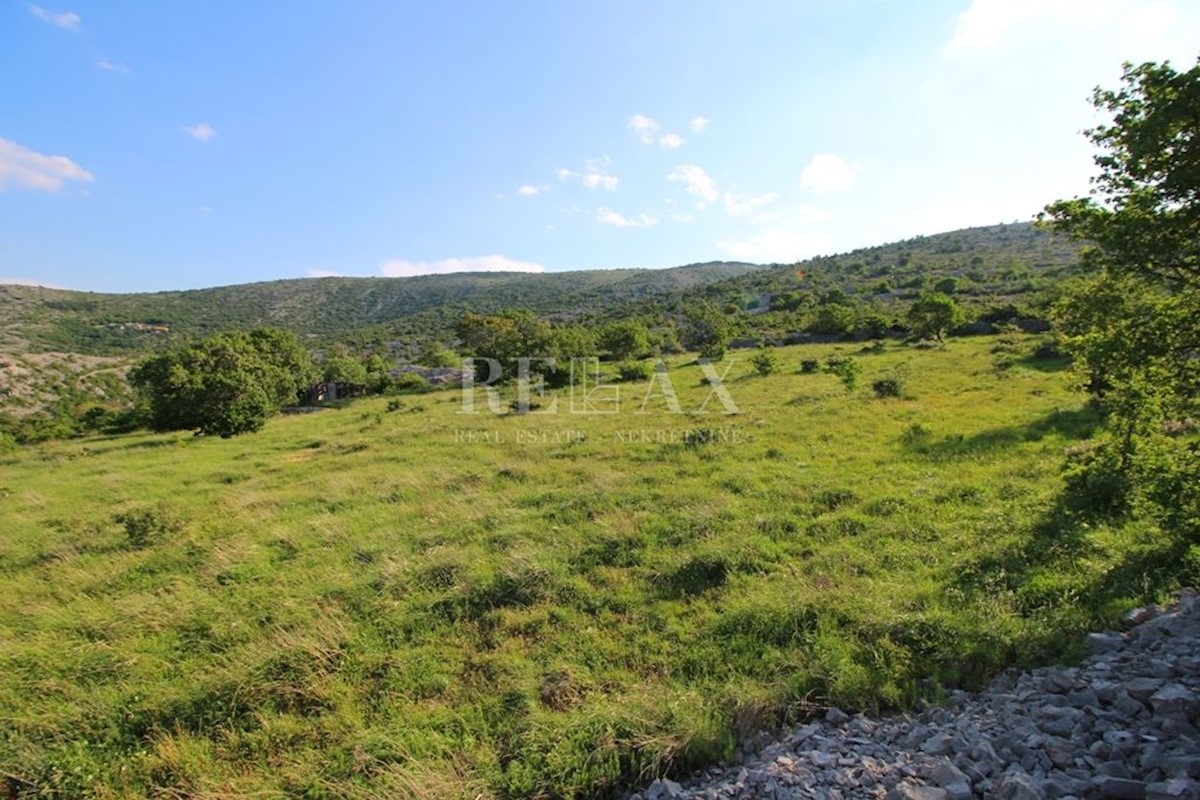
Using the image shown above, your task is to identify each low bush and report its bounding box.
[616,361,654,382]
[872,377,904,398]
[114,504,185,548]
[750,350,779,376]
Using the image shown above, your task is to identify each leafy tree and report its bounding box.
[598,320,650,361]
[808,304,856,336]
[322,355,369,385]
[933,277,959,294]
[456,310,551,379]
[129,329,316,437]
[906,292,965,342]
[1043,59,1200,285]
[681,302,732,361]
[1042,58,1200,537]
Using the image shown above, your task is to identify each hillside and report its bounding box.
[0,223,1083,359]
[655,222,1082,318]
[0,262,762,356]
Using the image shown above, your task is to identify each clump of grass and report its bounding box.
[114,503,184,548]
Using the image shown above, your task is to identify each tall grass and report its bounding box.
[0,335,1181,797]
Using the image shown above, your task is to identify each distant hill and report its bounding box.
[657,222,1083,316]
[0,261,762,356]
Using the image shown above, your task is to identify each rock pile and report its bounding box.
[634,590,1200,800]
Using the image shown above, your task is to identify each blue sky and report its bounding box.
[1,1,1197,292]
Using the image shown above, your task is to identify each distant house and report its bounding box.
[309,381,366,404]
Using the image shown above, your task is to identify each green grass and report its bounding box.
[0,335,1183,798]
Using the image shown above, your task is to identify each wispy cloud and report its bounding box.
[667,164,719,205]
[558,157,619,191]
[29,5,80,30]
[379,255,545,277]
[307,268,343,278]
[182,123,217,142]
[689,116,710,134]
[628,114,660,144]
[658,133,684,149]
[717,229,834,263]
[722,191,778,218]
[97,57,130,73]
[596,207,658,228]
[944,0,1144,52]
[582,173,619,191]
[0,276,68,288]
[516,184,545,197]
[0,137,93,192]
[799,153,860,193]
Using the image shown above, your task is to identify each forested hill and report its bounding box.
[659,222,1082,314]
[0,222,1083,358]
[0,261,761,356]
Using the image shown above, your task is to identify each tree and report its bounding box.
[1042,59,1200,285]
[1042,58,1200,535]
[598,320,650,361]
[681,302,732,361]
[322,355,369,386]
[906,292,964,342]
[456,310,551,380]
[129,329,316,437]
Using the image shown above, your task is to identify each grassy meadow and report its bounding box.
[0,334,1180,798]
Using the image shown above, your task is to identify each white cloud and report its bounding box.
[97,57,130,73]
[0,137,94,192]
[182,123,217,142]
[945,0,1141,52]
[0,276,67,288]
[669,213,694,223]
[689,116,710,134]
[628,114,660,144]
[379,255,545,277]
[667,164,719,204]
[596,208,658,228]
[582,173,619,191]
[29,5,80,30]
[722,191,778,218]
[717,229,835,263]
[559,158,619,190]
[517,184,544,196]
[199,206,215,214]
[799,153,860,193]
[307,268,343,278]
[658,133,684,149]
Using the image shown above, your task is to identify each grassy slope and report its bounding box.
[0,335,1173,798]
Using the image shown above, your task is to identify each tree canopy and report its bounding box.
[906,292,964,342]
[1042,58,1199,538]
[129,329,316,437]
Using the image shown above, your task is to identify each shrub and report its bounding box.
[799,359,820,374]
[872,377,904,398]
[390,372,430,393]
[750,350,779,376]
[616,361,654,382]
[114,505,184,549]
[824,355,862,392]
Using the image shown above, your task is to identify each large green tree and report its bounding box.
[130,329,316,437]
[1042,58,1199,535]
[905,292,964,342]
